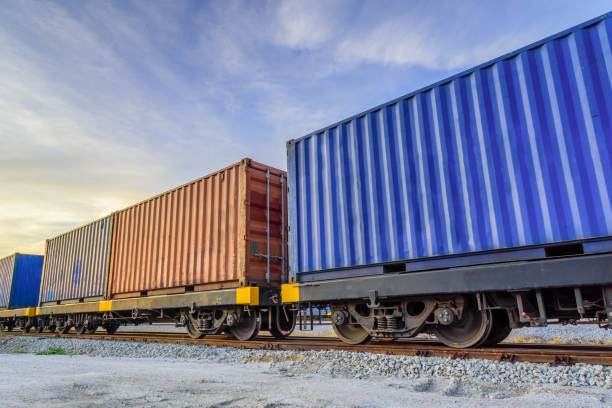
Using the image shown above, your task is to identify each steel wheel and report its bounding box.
[83,319,98,335]
[34,324,44,334]
[480,310,512,346]
[75,322,87,335]
[229,311,261,341]
[104,322,119,335]
[433,299,493,349]
[269,307,296,340]
[331,320,371,345]
[186,320,206,339]
[47,324,56,333]
[57,324,72,335]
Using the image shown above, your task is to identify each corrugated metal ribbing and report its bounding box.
[109,159,288,296]
[0,255,16,308]
[39,215,114,303]
[110,162,245,295]
[288,14,612,275]
[9,254,44,309]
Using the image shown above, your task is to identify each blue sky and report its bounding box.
[1,0,610,256]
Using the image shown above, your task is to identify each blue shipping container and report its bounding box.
[39,215,114,303]
[287,13,612,277]
[0,254,44,309]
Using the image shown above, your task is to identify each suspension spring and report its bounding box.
[200,318,212,330]
[386,316,403,330]
[376,316,387,330]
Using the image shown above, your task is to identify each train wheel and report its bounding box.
[104,322,119,335]
[34,325,44,334]
[57,324,72,335]
[229,311,261,341]
[480,310,512,346]
[269,307,296,340]
[75,322,87,335]
[433,298,492,348]
[331,320,371,345]
[186,321,206,339]
[82,319,98,335]
[48,324,56,333]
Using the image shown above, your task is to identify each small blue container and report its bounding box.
[0,253,44,309]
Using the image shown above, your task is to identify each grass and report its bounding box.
[9,350,28,354]
[35,347,67,355]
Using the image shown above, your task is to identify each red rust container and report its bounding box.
[108,159,287,299]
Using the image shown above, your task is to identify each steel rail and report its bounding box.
[6,331,612,366]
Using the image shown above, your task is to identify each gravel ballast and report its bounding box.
[507,324,612,344]
[1,335,610,390]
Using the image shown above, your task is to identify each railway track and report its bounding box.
[6,329,612,367]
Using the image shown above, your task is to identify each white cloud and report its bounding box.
[328,3,551,71]
[0,1,242,256]
[274,0,348,49]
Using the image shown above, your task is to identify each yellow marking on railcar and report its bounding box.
[35,307,41,316]
[98,300,113,312]
[235,287,259,306]
[24,307,36,317]
[281,283,299,303]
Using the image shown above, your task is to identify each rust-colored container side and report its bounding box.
[244,160,286,286]
[109,159,287,298]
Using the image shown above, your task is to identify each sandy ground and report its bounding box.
[1,354,610,408]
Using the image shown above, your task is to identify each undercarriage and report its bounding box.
[324,286,611,348]
[1,305,297,342]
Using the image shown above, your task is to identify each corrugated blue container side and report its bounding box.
[39,215,114,303]
[9,254,44,309]
[288,13,612,277]
[0,255,16,308]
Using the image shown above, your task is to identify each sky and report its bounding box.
[1,0,611,257]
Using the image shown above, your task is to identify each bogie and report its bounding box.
[323,286,610,348]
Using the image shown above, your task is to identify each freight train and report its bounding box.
[1,160,294,341]
[1,13,612,349]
